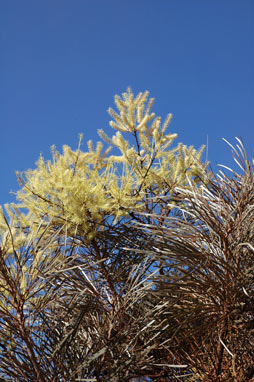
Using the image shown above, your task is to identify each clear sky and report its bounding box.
[1,0,253,205]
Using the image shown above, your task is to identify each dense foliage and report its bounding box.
[0,89,253,381]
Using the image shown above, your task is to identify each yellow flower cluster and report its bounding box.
[1,88,206,243]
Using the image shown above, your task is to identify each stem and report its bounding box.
[91,239,118,302]
[133,131,141,158]
[18,313,47,382]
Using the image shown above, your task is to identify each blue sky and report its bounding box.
[1,0,253,205]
